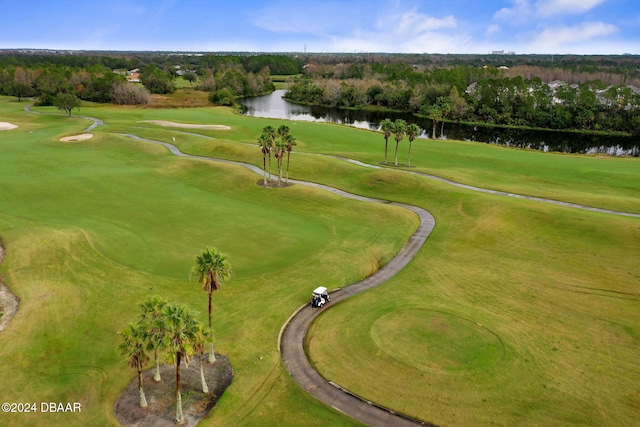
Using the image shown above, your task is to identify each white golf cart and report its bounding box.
[311,286,330,308]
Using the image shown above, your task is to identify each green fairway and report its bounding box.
[61,100,640,215]
[308,200,640,426]
[0,95,638,427]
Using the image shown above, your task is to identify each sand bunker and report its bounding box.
[60,133,94,142]
[141,120,231,130]
[0,122,18,130]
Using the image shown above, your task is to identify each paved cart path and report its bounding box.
[118,133,437,426]
[19,106,640,425]
[116,132,639,426]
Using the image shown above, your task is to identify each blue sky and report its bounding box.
[1,0,639,54]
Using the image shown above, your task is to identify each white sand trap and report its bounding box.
[0,122,18,130]
[60,133,94,142]
[141,120,231,130]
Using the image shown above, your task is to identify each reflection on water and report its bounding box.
[239,90,639,156]
[239,90,383,130]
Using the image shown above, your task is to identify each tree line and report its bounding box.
[118,247,231,424]
[0,53,291,107]
[284,63,640,135]
[0,52,303,76]
[4,50,639,76]
[0,64,151,105]
[199,64,274,106]
[292,52,640,76]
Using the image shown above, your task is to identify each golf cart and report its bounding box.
[311,286,330,308]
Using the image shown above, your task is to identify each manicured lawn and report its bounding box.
[0,96,638,426]
[308,198,640,426]
[0,97,413,426]
[67,101,640,214]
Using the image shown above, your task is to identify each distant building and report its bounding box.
[126,69,140,83]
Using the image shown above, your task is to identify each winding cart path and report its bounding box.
[18,106,640,425]
[115,133,639,427]
[278,202,435,427]
[119,134,437,426]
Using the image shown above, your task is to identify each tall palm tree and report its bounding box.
[138,296,168,383]
[380,118,393,164]
[284,132,297,184]
[275,125,291,186]
[436,96,452,138]
[257,133,271,185]
[161,303,201,424]
[392,119,406,166]
[118,323,150,408]
[192,247,232,363]
[405,123,421,167]
[427,104,443,139]
[274,139,287,186]
[262,125,276,181]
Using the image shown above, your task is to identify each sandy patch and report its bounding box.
[0,244,19,333]
[141,120,230,130]
[0,122,18,130]
[114,354,233,427]
[60,133,94,142]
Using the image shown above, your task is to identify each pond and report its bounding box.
[239,90,640,156]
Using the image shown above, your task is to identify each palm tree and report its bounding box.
[380,118,393,164]
[436,96,452,138]
[192,247,232,363]
[262,125,276,181]
[284,132,297,184]
[405,123,421,167]
[194,323,211,393]
[161,303,201,424]
[275,125,291,186]
[427,104,443,139]
[138,296,168,383]
[257,133,271,185]
[392,119,406,166]
[118,323,150,408]
[274,138,287,186]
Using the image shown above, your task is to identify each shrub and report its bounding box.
[209,88,236,106]
[110,81,151,105]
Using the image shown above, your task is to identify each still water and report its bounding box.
[239,90,639,156]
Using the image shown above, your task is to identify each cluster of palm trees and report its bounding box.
[257,125,297,186]
[118,247,231,424]
[379,119,422,167]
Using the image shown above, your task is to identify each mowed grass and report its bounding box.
[308,198,640,426]
[57,100,640,214]
[1,95,639,426]
[0,97,415,426]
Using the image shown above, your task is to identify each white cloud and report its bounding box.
[494,0,608,22]
[251,4,463,53]
[384,10,457,35]
[486,24,500,36]
[494,0,533,23]
[250,3,359,35]
[330,27,471,54]
[530,21,618,49]
[534,0,608,17]
[333,9,461,53]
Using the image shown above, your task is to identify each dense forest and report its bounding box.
[1,50,639,135]
[0,52,298,106]
[285,61,640,135]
